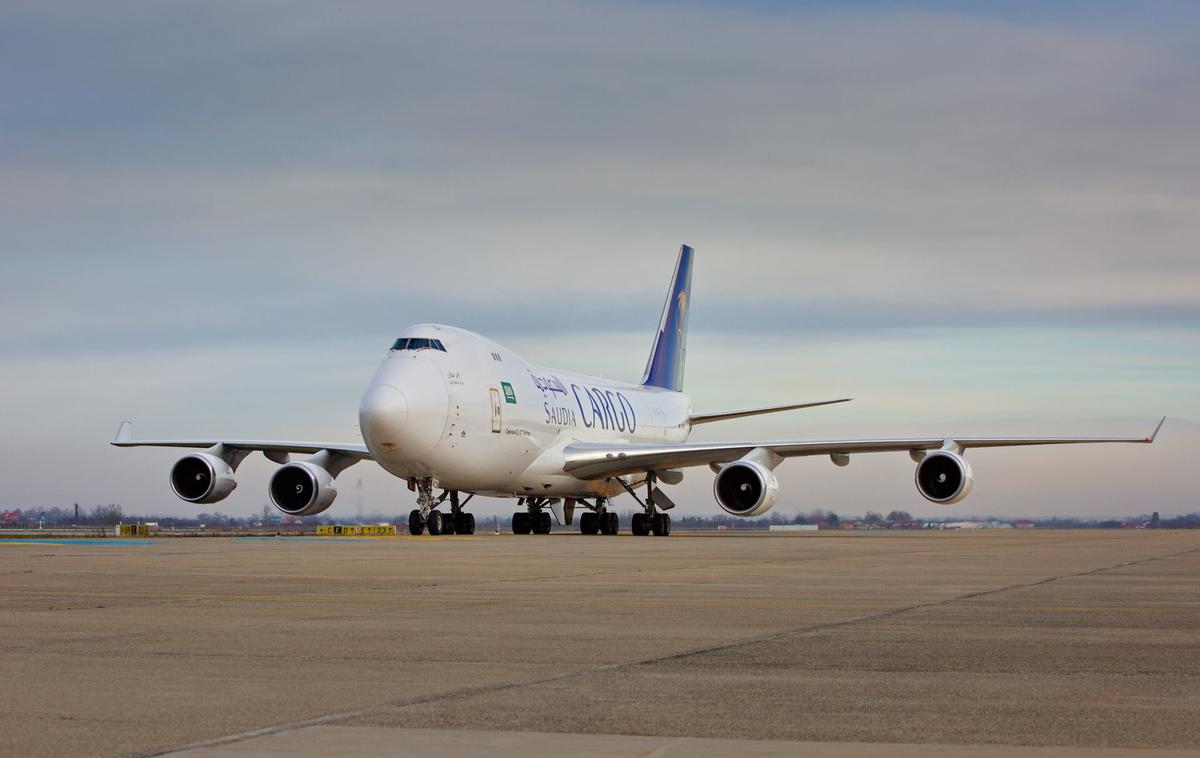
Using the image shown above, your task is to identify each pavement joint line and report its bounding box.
[151,545,1200,758]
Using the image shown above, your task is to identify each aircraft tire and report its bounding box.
[456,513,475,535]
[604,512,619,535]
[427,510,445,536]
[651,513,671,537]
[512,512,531,535]
[408,510,425,536]
[580,512,598,535]
[536,511,553,535]
[631,513,649,536]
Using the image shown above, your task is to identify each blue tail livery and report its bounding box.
[642,244,694,392]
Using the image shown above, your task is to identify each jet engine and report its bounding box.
[915,450,974,504]
[269,461,338,516]
[714,458,780,517]
[170,453,237,504]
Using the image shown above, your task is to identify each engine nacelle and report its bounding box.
[170,454,237,504]
[269,462,337,516]
[713,459,780,517]
[915,450,974,505]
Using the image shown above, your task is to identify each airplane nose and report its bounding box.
[360,358,449,459]
[359,384,409,452]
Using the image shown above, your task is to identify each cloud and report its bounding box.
[1,1,1197,516]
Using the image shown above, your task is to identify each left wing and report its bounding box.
[110,422,373,460]
[562,418,1165,479]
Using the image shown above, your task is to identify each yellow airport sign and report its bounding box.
[316,525,397,537]
[359,525,397,536]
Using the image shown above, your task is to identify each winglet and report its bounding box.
[1146,417,1166,443]
[113,421,133,445]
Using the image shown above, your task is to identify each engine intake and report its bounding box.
[170,454,237,504]
[714,459,780,517]
[915,450,974,504]
[269,462,337,516]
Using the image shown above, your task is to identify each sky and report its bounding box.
[1,1,1197,520]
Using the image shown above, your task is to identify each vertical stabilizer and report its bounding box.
[641,245,694,392]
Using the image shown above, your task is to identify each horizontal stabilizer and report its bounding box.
[690,398,852,426]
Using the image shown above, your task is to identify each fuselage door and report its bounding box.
[490,388,502,434]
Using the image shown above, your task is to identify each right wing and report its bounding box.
[562,419,1165,479]
[110,422,372,461]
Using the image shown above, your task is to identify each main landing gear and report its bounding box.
[578,498,619,536]
[512,498,553,535]
[408,483,476,536]
[619,474,672,537]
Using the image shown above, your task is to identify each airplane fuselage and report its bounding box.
[358,324,691,499]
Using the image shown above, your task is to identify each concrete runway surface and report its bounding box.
[0,530,1196,757]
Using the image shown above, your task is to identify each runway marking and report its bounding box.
[152,546,1200,757]
[233,536,477,542]
[0,539,157,546]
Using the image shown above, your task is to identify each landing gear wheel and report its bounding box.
[631,512,649,536]
[651,512,671,537]
[427,510,445,535]
[408,510,425,536]
[580,512,599,535]
[512,512,531,535]
[534,511,552,535]
[600,512,618,535]
[455,512,475,535]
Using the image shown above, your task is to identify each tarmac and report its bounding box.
[0,529,1197,757]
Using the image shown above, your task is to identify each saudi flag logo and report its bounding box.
[501,382,517,404]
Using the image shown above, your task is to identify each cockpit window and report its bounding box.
[390,338,447,352]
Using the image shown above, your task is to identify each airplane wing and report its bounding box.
[109,422,373,460]
[562,418,1165,479]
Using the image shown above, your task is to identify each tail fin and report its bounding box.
[641,245,694,392]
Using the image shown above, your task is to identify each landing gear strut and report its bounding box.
[620,474,671,537]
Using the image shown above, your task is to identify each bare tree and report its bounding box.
[91,503,124,525]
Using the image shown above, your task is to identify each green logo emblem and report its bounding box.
[501,381,517,404]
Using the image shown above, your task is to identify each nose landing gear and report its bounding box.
[408,482,475,536]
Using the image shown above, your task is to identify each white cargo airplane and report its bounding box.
[114,246,1163,537]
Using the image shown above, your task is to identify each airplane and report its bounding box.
[113,245,1164,537]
